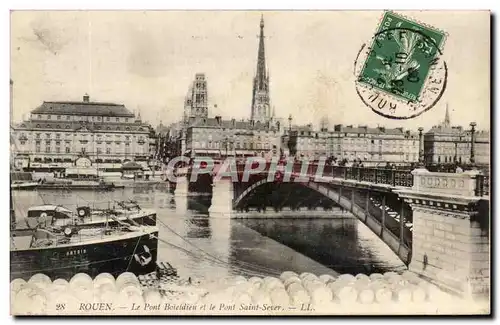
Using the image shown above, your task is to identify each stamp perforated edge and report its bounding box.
[354,10,449,109]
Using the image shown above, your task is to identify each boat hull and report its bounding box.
[10,230,159,281]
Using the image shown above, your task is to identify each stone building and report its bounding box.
[424,106,490,166]
[11,94,153,171]
[287,124,419,166]
[184,116,281,158]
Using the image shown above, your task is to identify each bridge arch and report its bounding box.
[233,179,411,265]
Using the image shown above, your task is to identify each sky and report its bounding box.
[10,10,490,131]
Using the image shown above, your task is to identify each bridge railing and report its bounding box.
[315,166,414,187]
[216,162,488,196]
[231,162,415,187]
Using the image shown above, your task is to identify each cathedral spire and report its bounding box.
[251,14,271,122]
[444,103,450,127]
[256,14,267,90]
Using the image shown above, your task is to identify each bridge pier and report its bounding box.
[209,177,234,219]
[174,167,189,197]
[396,168,489,298]
[174,168,189,214]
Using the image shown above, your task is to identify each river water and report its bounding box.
[12,183,406,280]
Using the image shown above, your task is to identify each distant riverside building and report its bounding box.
[287,124,419,166]
[11,94,154,171]
[424,106,489,166]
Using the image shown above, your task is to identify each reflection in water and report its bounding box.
[12,185,405,278]
[186,217,211,239]
[239,218,406,275]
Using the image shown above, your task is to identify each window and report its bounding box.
[57,115,61,120]
[65,147,70,153]
[125,118,129,122]
[116,117,119,122]
[106,117,110,121]
[56,147,60,153]
[36,146,40,153]
[106,148,111,154]
[56,134,61,139]
[47,115,51,120]
[66,116,70,120]
[45,146,50,153]
[97,148,102,154]
[37,114,42,119]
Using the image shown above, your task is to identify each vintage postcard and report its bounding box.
[9,10,490,315]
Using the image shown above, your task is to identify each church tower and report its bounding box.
[184,73,208,120]
[251,15,271,122]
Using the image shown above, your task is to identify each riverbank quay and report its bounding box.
[11,269,488,315]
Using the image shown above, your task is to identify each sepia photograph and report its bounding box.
[9,9,490,315]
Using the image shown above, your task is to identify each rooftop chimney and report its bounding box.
[83,93,90,103]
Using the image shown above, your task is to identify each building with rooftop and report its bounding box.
[11,94,154,171]
[184,115,281,158]
[424,105,489,166]
[287,123,419,166]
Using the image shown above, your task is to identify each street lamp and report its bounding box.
[224,136,229,157]
[288,114,293,132]
[469,122,476,167]
[418,127,424,167]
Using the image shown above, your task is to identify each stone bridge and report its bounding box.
[173,161,490,297]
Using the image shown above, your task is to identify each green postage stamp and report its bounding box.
[354,11,448,119]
